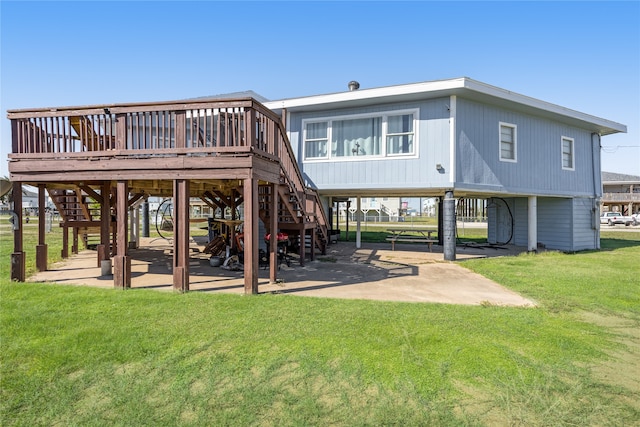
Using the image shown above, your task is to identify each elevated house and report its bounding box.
[6,77,626,293]
[264,77,626,253]
[601,171,640,216]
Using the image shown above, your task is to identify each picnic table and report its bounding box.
[386,228,438,252]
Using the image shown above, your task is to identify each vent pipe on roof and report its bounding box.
[348,81,360,91]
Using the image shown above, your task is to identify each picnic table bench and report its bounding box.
[386,228,438,252]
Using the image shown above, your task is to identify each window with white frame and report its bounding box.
[303,110,417,160]
[499,122,517,162]
[561,136,574,170]
[304,121,329,159]
[386,113,414,155]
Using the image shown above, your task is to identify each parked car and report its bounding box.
[600,211,633,226]
[633,213,640,226]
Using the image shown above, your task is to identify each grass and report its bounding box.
[1,218,639,426]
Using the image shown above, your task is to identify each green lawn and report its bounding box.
[1,219,639,426]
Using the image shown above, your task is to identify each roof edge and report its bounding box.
[264,77,627,135]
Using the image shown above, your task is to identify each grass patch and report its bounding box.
[1,221,639,425]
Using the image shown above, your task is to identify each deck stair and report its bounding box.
[258,183,328,256]
[49,188,106,249]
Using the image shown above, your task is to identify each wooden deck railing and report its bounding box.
[8,97,327,237]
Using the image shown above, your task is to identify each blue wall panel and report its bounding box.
[456,99,598,197]
[288,98,452,192]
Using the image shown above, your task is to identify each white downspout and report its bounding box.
[449,95,457,185]
[356,196,362,249]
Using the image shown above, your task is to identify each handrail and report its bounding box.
[9,97,328,243]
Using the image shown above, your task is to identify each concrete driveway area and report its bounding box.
[29,238,536,307]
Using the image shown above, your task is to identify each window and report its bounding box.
[304,122,328,159]
[332,117,381,157]
[303,110,417,161]
[386,114,414,155]
[562,136,574,170]
[499,122,517,162]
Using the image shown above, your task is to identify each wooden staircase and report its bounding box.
[258,182,328,256]
[49,188,105,249]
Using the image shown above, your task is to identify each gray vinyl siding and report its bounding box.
[537,198,572,251]
[288,98,451,191]
[487,196,597,251]
[455,98,599,197]
[487,197,527,246]
[538,197,596,251]
[571,197,599,251]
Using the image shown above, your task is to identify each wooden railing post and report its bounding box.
[115,113,127,150]
[175,111,185,148]
[246,108,256,149]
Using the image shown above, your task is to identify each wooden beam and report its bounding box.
[127,192,145,208]
[80,184,103,204]
[114,180,131,289]
[173,179,190,292]
[243,176,259,294]
[211,189,231,207]
[11,181,25,282]
[9,164,254,182]
[270,183,278,283]
[98,181,111,266]
[36,184,47,272]
[202,191,226,211]
[75,188,92,221]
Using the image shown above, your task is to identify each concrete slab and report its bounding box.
[28,238,536,307]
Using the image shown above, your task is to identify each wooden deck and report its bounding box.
[7,97,329,294]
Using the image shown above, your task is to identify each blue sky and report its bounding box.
[2,1,639,177]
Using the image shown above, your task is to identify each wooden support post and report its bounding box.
[269,183,278,283]
[310,228,316,261]
[72,227,79,254]
[243,176,259,294]
[129,205,139,249]
[36,184,47,272]
[113,181,131,289]
[61,224,69,258]
[299,225,305,267]
[97,181,111,267]
[230,191,237,251]
[11,182,25,282]
[172,179,190,292]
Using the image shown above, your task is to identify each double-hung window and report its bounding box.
[499,122,517,162]
[561,136,574,170]
[386,114,414,155]
[303,110,417,161]
[304,122,329,159]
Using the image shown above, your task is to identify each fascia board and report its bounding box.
[262,77,467,111]
[264,77,627,136]
[462,79,627,135]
